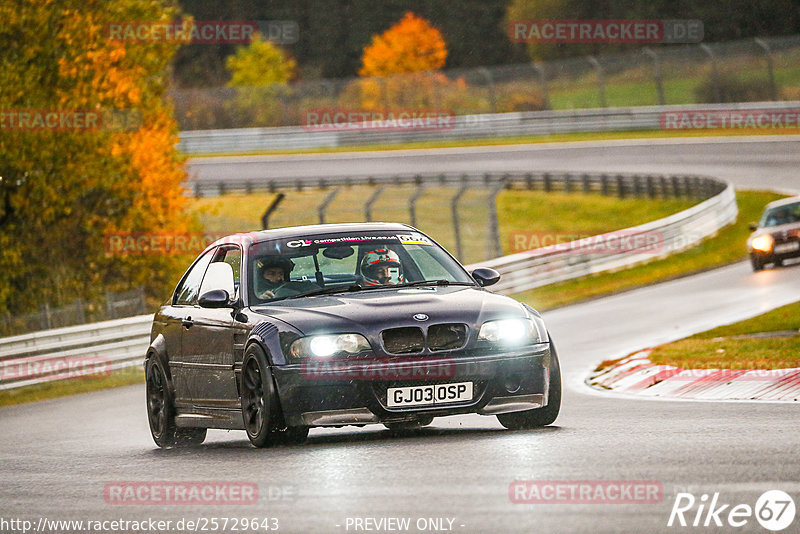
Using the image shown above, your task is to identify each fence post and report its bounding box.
[700,44,721,102]
[754,38,778,101]
[486,180,505,260]
[138,287,147,315]
[588,56,607,108]
[317,188,339,224]
[533,61,550,109]
[479,68,497,113]
[616,175,626,199]
[643,47,666,105]
[261,193,286,229]
[582,174,591,193]
[451,179,469,260]
[601,175,609,196]
[409,181,425,227]
[364,185,385,222]
[41,303,52,330]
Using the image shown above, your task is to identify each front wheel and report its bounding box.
[146,357,206,448]
[497,342,561,430]
[750,255,764,272]
[241,345,281,448]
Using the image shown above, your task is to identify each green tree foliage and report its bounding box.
[225,34,297,127]
[508,0,800,60]
[0,0,191,314]
[173,0,522,85]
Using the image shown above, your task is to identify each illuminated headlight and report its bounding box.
[290,333,371,359]
[478,317,548,346]
[751,234,774,253]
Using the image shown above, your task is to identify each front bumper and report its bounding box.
[271,344,552,427]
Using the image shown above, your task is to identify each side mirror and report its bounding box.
[748,222,758,231]
[199,262,236,297]
[471,267,501,287]
[199,289,231,308]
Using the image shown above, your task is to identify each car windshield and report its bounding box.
[248,230,474,303]
[760,201,800,227]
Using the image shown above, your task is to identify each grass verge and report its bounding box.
[648,300,800,370]
[0,369,143,408]
[512,190,786,311]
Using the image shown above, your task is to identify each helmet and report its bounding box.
[360,248,403,286]
[257,256,294,283]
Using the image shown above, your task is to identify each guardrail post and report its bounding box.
[409,180,425,227]
[318,188,339,224]
[616,175,626,199]
[582,174,591,193]
[646,176,655,198]
[486,181,505,260]
[245,181,253,195]
[543,172,552,192]
[525,173,533,190]
[700,44,722,102]
[364,185,385,222]
[218,182,226,196]
[193,182,201,198]
[643,48,666,105]
[564,174,572,194]
[533,61,550,109]
[451,179,469,260]
[41,303,52,330]
[261,193,286,229]
[601,175,609,196]
[754,38,778,100]
[633,175,642,197]
[588,56,607,108]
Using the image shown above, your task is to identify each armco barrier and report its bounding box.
[0,173,736,390]
[178,101,800,154]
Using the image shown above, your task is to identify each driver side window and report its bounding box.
[174,249,215,305]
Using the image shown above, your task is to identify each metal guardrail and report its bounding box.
[178,101,800,154]
[0,315,152,391]
[0,173,736,391]
[467,179,737,294]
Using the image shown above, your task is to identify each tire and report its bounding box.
[272,425,310,445]
[384,415,434,431]
[750,255,764,272]
[146,356,206,448]
[497,342,561,430]
[241,344,280,448]
[774,258,784,267]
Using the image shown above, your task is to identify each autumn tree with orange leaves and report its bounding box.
[354,12,452,110]
[0,0,191,315]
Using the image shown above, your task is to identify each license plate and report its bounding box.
[387,382,473,407]
[774,242,800,254]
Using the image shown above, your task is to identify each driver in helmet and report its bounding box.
[360,248,404,286]
[255,256,294,299]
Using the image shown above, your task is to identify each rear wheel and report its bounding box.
[497,342,561,430]
[146,357,206,448]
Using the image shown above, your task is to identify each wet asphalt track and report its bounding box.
[1,137,799,534]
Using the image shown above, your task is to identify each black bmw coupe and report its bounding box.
[145,223,560,448]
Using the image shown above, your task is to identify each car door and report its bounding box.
[181,245,241,408]
[169,248,215,406]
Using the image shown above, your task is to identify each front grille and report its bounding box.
[382,327,425,354]
[381,323,469,354]
[428,324,468,351]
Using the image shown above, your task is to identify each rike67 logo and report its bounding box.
[668,490,796,531]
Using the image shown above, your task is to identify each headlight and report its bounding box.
[478,317,548,346]
[751,234,774,252]
[290,333,371,359]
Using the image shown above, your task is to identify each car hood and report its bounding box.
[249,285,530,335]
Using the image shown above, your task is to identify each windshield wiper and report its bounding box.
[282,284,366,299]
[401,279,474,288]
